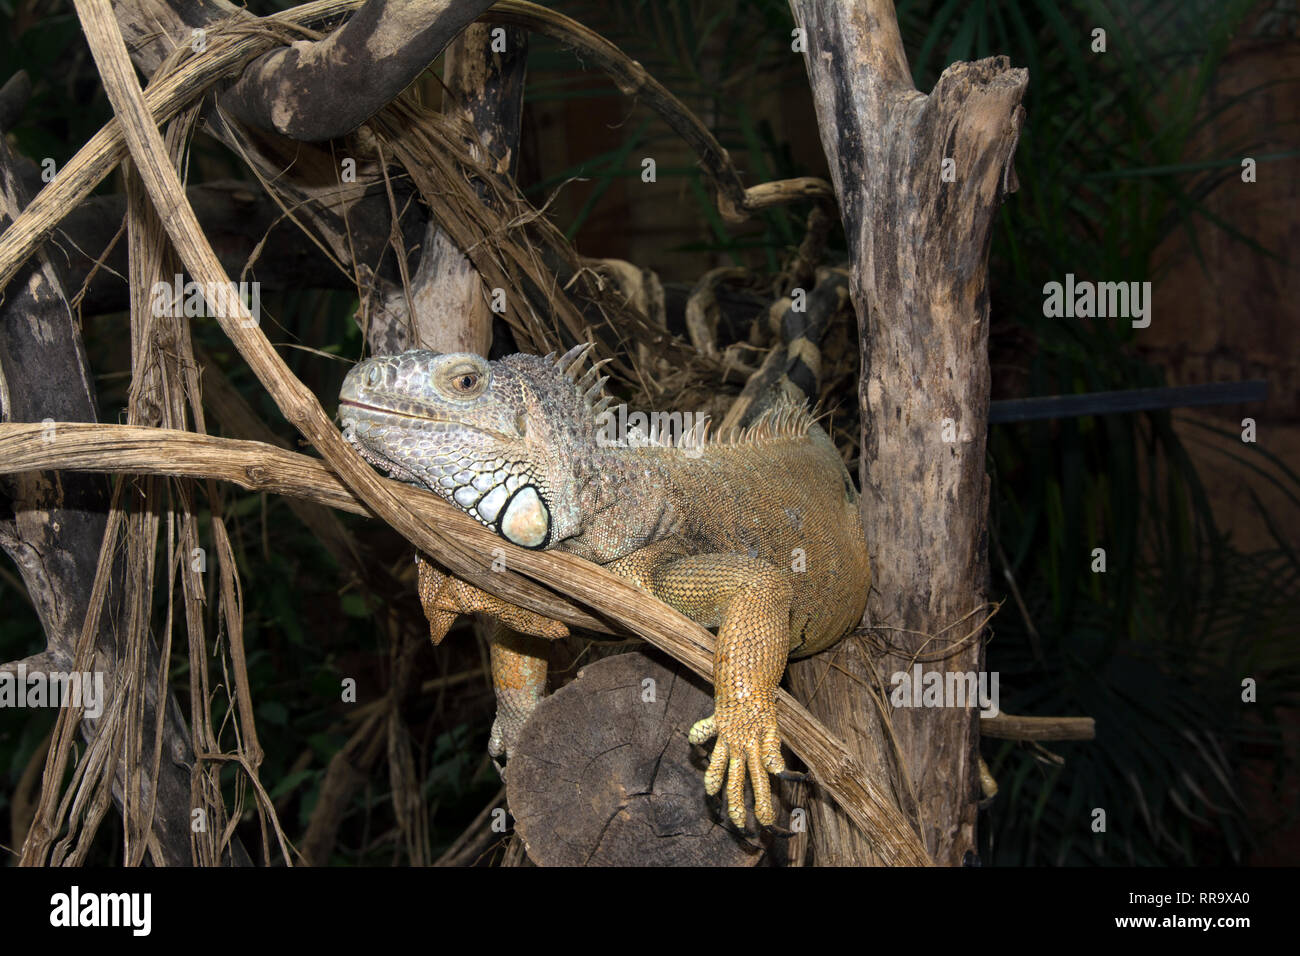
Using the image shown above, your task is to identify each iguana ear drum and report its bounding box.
[499,485,551,549]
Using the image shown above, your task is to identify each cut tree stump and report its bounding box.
[506,650,761,866]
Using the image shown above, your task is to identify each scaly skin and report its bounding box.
[338,345,870,828]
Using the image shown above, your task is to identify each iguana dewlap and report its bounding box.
[338,345,870,828]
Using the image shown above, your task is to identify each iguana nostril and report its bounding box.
[366,365,381,386]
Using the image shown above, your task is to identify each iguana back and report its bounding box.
[557,407,868,660]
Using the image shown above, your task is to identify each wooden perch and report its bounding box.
[787,0,1028,864]
[983,714,1096,741]
[508,652,760,866]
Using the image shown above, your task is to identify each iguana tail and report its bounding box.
[721,266,850,430]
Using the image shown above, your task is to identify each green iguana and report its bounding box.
[337,343,870,828]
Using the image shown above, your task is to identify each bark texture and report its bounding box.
[220,0,497,142]
[378,20,527,356]
[787,0,1027,865]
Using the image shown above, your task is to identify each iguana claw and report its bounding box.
[689,701,785,828]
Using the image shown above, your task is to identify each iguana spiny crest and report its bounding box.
[339,343,822,555]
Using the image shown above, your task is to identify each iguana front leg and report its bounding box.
[415,554,566,756]
[606,548,794,829]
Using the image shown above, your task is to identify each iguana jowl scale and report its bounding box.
[338,344,870,827]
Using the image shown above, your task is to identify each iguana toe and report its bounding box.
[488,713,516,759]
[688,714,717,746]
[746,743,776,827]
[691,709,783,828]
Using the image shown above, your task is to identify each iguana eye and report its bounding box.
[439,353,493,398]
[437,359,489,398]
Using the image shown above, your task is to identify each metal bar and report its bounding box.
[988,380,1268,424]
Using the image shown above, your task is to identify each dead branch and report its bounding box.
[983,714,1096,742]
[220,0,496,141]
[787,0,1028,864]
[0,1,830,298]
[0,129,208,866]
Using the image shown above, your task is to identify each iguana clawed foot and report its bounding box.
[689,695,786,828]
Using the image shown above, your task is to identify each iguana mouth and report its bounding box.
[340,431,423,487]
[339,399,519,442]
[338,398,431,420]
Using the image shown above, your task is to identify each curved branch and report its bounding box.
[0,420,606,630]
[220,0,496,141]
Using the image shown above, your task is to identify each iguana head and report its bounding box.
[338,345,610,549]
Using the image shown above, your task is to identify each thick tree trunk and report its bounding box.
[787,0,1026,865]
